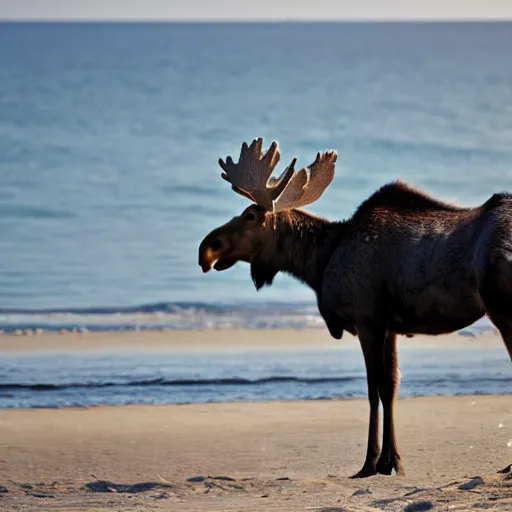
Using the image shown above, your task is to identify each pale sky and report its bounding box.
[2,0,512,21]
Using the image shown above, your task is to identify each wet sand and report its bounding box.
[0,327,504,353]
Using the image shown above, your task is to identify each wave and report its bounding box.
[0,301,234,316]
[0,375,361,391]
[0,300,328,333]
[2,374,510,393]
[0,300,497,334]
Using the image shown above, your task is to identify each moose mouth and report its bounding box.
[213,258,236,271]
[200,256,237,273]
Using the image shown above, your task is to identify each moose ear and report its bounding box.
[250,259,279,290]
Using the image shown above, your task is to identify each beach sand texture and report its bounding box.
[0,330,511,511]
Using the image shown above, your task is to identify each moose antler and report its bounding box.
[218,138,337,212]
[218,138,295,211]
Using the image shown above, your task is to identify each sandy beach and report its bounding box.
[0,327,505,353]
[0,329,511,511]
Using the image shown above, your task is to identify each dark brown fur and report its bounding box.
[199,180,512,478]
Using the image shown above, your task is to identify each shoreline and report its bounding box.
[1,328,509,411]
[1,391,509,411]
[0,327,503,353]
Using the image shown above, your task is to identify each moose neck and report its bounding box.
[251,209,344,293]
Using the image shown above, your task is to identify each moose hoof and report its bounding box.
[350,463,378,479]
[376,454,404,476]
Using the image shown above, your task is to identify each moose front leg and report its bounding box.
[351,325,384,478]
[376,332,404,475]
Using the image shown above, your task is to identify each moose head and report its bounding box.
[198,138,338,281]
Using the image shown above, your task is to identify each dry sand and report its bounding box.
[0,329,511,511]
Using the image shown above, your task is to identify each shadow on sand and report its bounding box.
[85,480,175,493]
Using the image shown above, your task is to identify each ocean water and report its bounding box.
[1,22,512,333]
[1,22,512,408]
[1,344,511,409]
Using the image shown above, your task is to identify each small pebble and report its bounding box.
[27,492,55,498]
[404,501,434,512]
[186,476,206,483]
[352,489,372,496]
[458,477,484,490]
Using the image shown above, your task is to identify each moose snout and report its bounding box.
[198,235,223,273]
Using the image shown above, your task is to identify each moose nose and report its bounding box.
[210,239,223,251]
[198,237,223,273]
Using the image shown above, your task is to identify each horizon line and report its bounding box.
[1,17,512,23]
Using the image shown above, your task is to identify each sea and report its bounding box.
[1,21,511,408]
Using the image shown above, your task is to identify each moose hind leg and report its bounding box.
[479,257,512,361]
[479,256,512,475]
[376,332,404,475]
[492,320,512,361]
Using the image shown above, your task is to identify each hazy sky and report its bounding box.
[2,0,512,21]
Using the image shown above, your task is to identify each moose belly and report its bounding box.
[387,295,485,336]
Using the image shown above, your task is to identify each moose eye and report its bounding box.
[245,212,255,221]
[210,239,222,251]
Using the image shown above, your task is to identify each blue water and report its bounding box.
[1,22,512,330]
[0,22,512,407]
[1,344,510,409]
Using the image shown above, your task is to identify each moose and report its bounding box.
[198,137,512,478]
